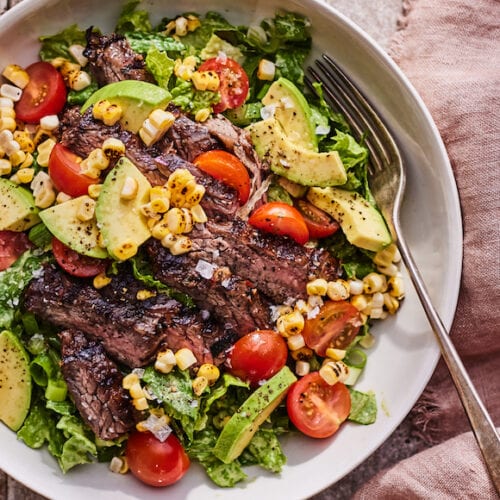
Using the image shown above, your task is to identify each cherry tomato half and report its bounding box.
[295,199,340,240]
[193,150,251,204]
[48,143,99,197]
[302,300,363,356]
[228,330,288,387]
[15,62,67,123]
[51,237,107,278]
[248,201,309,245]
[198,56,249,113]
[0,231,32,271]
[287,372,351,438]
[126,431,190,487]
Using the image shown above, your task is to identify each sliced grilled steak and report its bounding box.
[60,329,137,440]
[23,263,227,367]
[146,239,272,334]
[84,29,154,85]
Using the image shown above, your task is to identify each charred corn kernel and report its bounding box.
[0,97,13,108]
[81,165,100,179]
[92,100,110,120]
[0,83,22,102]
[348,279,364,296]
[194,107,211,123]
[377,263,399,277]
[175,16,189,36]
[150,109,176,130]
[374,243,398,266]
[76,196,96,221]
[0,117,16,132]
[174,55,197,80]
[175,348,197,370]
[2,64,30,88]
[120,176,139,200]
[192,70,220,91]
[307,278,328,296]
[150,185,169,200]
[154,360,175,374]
[68,44,88,66]
[160,232,177,249]
[114,241,138,261]
[326,279,350,301]
[192,376,208,396]
[277,310,305,337]
[0,107,16,119]
[133,397,148,411]
[190,203,207,223]
[186,14,201,32]
[257,59,276,81]
[290,346,313,361]
[169,235,192,255]
[0,158,12,176]
[0,130,20,156]
[197,364,220,385]
[9,149,26,167]
[165,207,188,234]
[129,382,145,400]
[13,131,34,153]
[325,348,346,361]
[287,333,305,351]
[351,294,370,312]
[98,102,122,126]
[93,272,112,289]
[39,115,59,132]
[33,128,55,147]
[0,146,4,159]
[150,197,170,214]
[184,184,206,207]
[165,20,176,35]
[123,372,141,388]
[295,360,310,377]
[294,299,310,315]
[36,138,56,167]
[370,307,386,319]
[156,349,176,366]
[101,137,126,159]
[58,60,80,79]
[319,360,350,385]
[31,171,55,208]
[15,167,34,184]
[140,202,162,220]
[151,220,171,240]
[138,127,155,147]
[56,191,72,204]
[363,272,387,294]
[88,148,109,170]
[109,456,128,474]
[70,71,92,91]
[371,292,384,309]
[88,183,102,199]
[388,274,405,299]
[136,289,156,301]
[167,168,194,191]
[383,293,400,314]
[49,57,67,69]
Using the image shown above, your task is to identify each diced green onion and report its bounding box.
[30,352,54,386]
[21,312,39,335]
[344,347,367,369]
[28,223,53,249]
[45,378,68,402]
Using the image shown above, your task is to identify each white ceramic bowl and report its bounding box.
[0,0,462,498]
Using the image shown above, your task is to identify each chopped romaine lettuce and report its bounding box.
[39,24,87,62]
[145,47,175,88]
[348,389,377,425]
[115,0,152,33]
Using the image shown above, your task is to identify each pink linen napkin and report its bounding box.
[354,0,500,496]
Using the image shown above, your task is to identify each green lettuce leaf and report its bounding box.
[125,32,185,55]
[240,427,286,473]
[115,0,152,33]
[145,47,175,88]
[170,78,220,116]
[39,24,87,62]
[348,389,377,425]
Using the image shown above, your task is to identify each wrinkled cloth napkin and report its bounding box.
[354,0,500,497]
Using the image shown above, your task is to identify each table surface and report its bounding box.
[0,1,430,499]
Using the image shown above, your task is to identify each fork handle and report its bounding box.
[396,235,500,494]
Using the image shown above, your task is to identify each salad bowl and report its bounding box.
[0,0,462,498]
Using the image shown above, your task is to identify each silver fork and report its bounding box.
[307,53,500,493]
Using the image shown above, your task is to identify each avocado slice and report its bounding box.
[81,80,171,133]
[0,178,40,231]
[95,157,152,260]
[248,118,347,187]
[262,78,318,150]
[0,330,32,431]
[39,196,108,259]
[214,366,297,464]
[307,186,392,252]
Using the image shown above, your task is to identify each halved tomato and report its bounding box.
[15,62,66,123]
[295,199,339,239]
[302,300,363,356]
[48,143,99,197]
[0,231,32,271]
[52,237,107,278]
[248,201,309,245]
[198,56,249,113]
[193,150,250,204]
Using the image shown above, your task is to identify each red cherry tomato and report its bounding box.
[287,372,351,438]
[228,330,288,387]
[48,143,99,197]
[193,150,251,204]
[198,56,249,113]
[302,301,363,356]
[126,431,190,487]
[15,62,67,123]
[51,237,107,278]
[0,231,32,271]
[295,199,340,239]
[248,202,309,245]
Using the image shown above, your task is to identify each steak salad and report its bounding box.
[0,2,405,488]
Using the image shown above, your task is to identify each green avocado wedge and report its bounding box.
[0,178,40,231]
[213,366,297,464]
[0,330,32,431]
[81,80,171,133]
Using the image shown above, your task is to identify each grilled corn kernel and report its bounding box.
[81,165,100,179]
[319,360,350,385]
[154,360,175,374]
[149,109,176,130]
[88,183,102,199]
[373,243,398,267]
[175,348,197,370]
[192,376,208,396]
[86,148,109,171]
[383,293,400,314]
[113,241,138,261]
[156,349,176,366]
[377,263,399,277]
[129,382,145,400]
[0,83,22,102]
[68,44,88,66]
[350,294,370,312]
[19,152,34,169]
[295,360,310,377]
[150,197,170,214]
[307,278,328,296]
[167,168,194,191]
[0,117,16,132]
[0,158,12,176]
[197,364,220,385]
[101,137,126,160]
[109,456,128,475]
[133,397,149,411]
[70,70,92,91]
[326,279,350,301]
[290,346,313,361]
[56,191,72,204]
[0,97,13,109]
[175,16,189,36]
[165,207,189,234]
[2,64,29,89]
[141,202,162,220]
[92,100,110,120]
[277,310,305,337]
[122,373,140,389]
[76,196,96,221]
[186,14,201,32]
[348,279,364,296]
[287,333,306,351]
[325,348,346,361]
[257,59,276,81]
[388,274,405,299]
[169,235,192,255]
[31,171,55,208]
[151,220,171,240]
[370,307,386,319]
[363,272,388,294]
[36,138,56,167]
[39,114,60,131]
[190,203,207,223]
[120,176,139,200]
[371,291,385,309]
[191,70,220,92]
[9,149,25,167]
[136,289,156,301]
[93,272,112,289]
[150,185,169,200]
[32,128,55,147]
[194,107,211,123]
[0,107,16,119]
[16,167,34,184]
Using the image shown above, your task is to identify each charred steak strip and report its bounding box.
[60,329,137,440]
